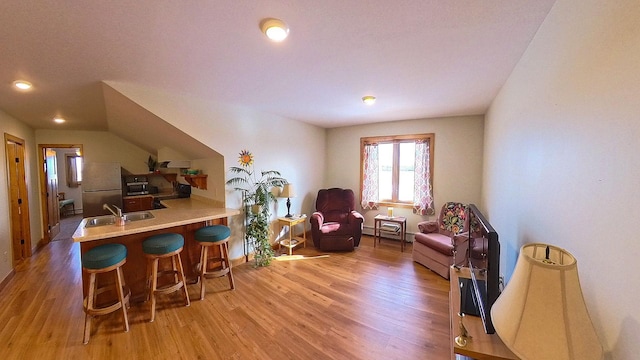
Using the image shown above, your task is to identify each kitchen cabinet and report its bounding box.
[123,195,154,212]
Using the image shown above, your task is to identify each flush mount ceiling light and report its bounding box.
[260,18,289,42]
[362,96,376,105]
[13,80,33,90]
[53,117,66,124]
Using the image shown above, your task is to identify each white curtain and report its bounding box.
[413,140,435,215]
[361,143,379,209]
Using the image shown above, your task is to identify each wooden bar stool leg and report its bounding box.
[145,258,152,302]
[83,272,97,345]
[175,253,190,307]
[197,244,206,281]
[171,256,179,284]
[200,245,209,300]
[218,243,227,271]
[150,258,159,322]
[223,242,235,290]
[115,266,130,333]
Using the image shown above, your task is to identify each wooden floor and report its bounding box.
[0,235,451,359]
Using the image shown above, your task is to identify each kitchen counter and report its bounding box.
[72,197,240,242]
[73,196,240,300]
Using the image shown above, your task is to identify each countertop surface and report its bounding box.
[122,192,178,200]
[72,197,240,243]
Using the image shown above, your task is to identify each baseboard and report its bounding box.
[0,269,16,293]
[363,225,415,243]
[222,226,415,267]
[234,230,313,266]
[35,237,47,251]
[231,254,251,267]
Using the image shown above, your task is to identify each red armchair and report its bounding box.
[412,202,469,279]
[310,188,364,251]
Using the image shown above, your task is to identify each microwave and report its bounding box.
[125,176,149,195]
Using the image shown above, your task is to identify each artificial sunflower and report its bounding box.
[238,149,254,167]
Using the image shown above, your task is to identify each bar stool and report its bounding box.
[82,243,130,344]
[142,233,190,322]
[194,225,235,300]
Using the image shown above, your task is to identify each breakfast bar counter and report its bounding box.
[73,197,239,243]
[73,197,240,299]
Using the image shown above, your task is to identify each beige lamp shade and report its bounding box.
[280,184,295,198]
[491,243,603,360]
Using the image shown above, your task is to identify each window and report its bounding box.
[66,154,83,187]
[360,133,435,215]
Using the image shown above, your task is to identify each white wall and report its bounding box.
[0,110,42,282]
[105,82,327,260]
[484,0,640,358]
[325,115,484,236]
[189,156,225,205]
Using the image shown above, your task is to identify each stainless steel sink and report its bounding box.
[85,211,154,227]
[122,211,154,222]
[85,215,116,227]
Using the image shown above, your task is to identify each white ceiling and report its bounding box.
[0,1,556,130]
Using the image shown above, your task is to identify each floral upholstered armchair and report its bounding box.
[412,202,469,279]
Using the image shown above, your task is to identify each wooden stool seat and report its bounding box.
[82,243,130,344]
[194,225,235,300]
[142,233,190,322]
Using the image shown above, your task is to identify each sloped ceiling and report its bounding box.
[102,83,218,159]
[1,1,556,131]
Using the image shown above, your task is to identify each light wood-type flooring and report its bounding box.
[0,234,451,359]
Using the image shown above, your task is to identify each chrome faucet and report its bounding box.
[103,203,122,217]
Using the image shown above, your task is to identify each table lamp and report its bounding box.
[491,243,603,360]
[280,184,295,217]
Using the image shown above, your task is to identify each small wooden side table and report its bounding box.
[449,267,518,360]
[373,214,407,252]
[277,216,307,256]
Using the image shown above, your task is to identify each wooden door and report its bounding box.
[5,134,32,262]
[45,149,61,241]
[38,144,83,244]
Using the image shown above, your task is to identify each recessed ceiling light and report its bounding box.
[53,117,66,124]
[13,80,33,90]
[260,18,289,42]
[362,96,376,105]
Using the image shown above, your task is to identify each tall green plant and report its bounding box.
[245,210,274,266]
[227,167,286,209]
[226,150,287,266]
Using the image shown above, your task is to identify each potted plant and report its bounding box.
[227,150,287,266]
[147,155,158,173]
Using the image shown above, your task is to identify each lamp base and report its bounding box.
[285,197,292,218]
[454,335,468,347]
[455,312,471,348]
